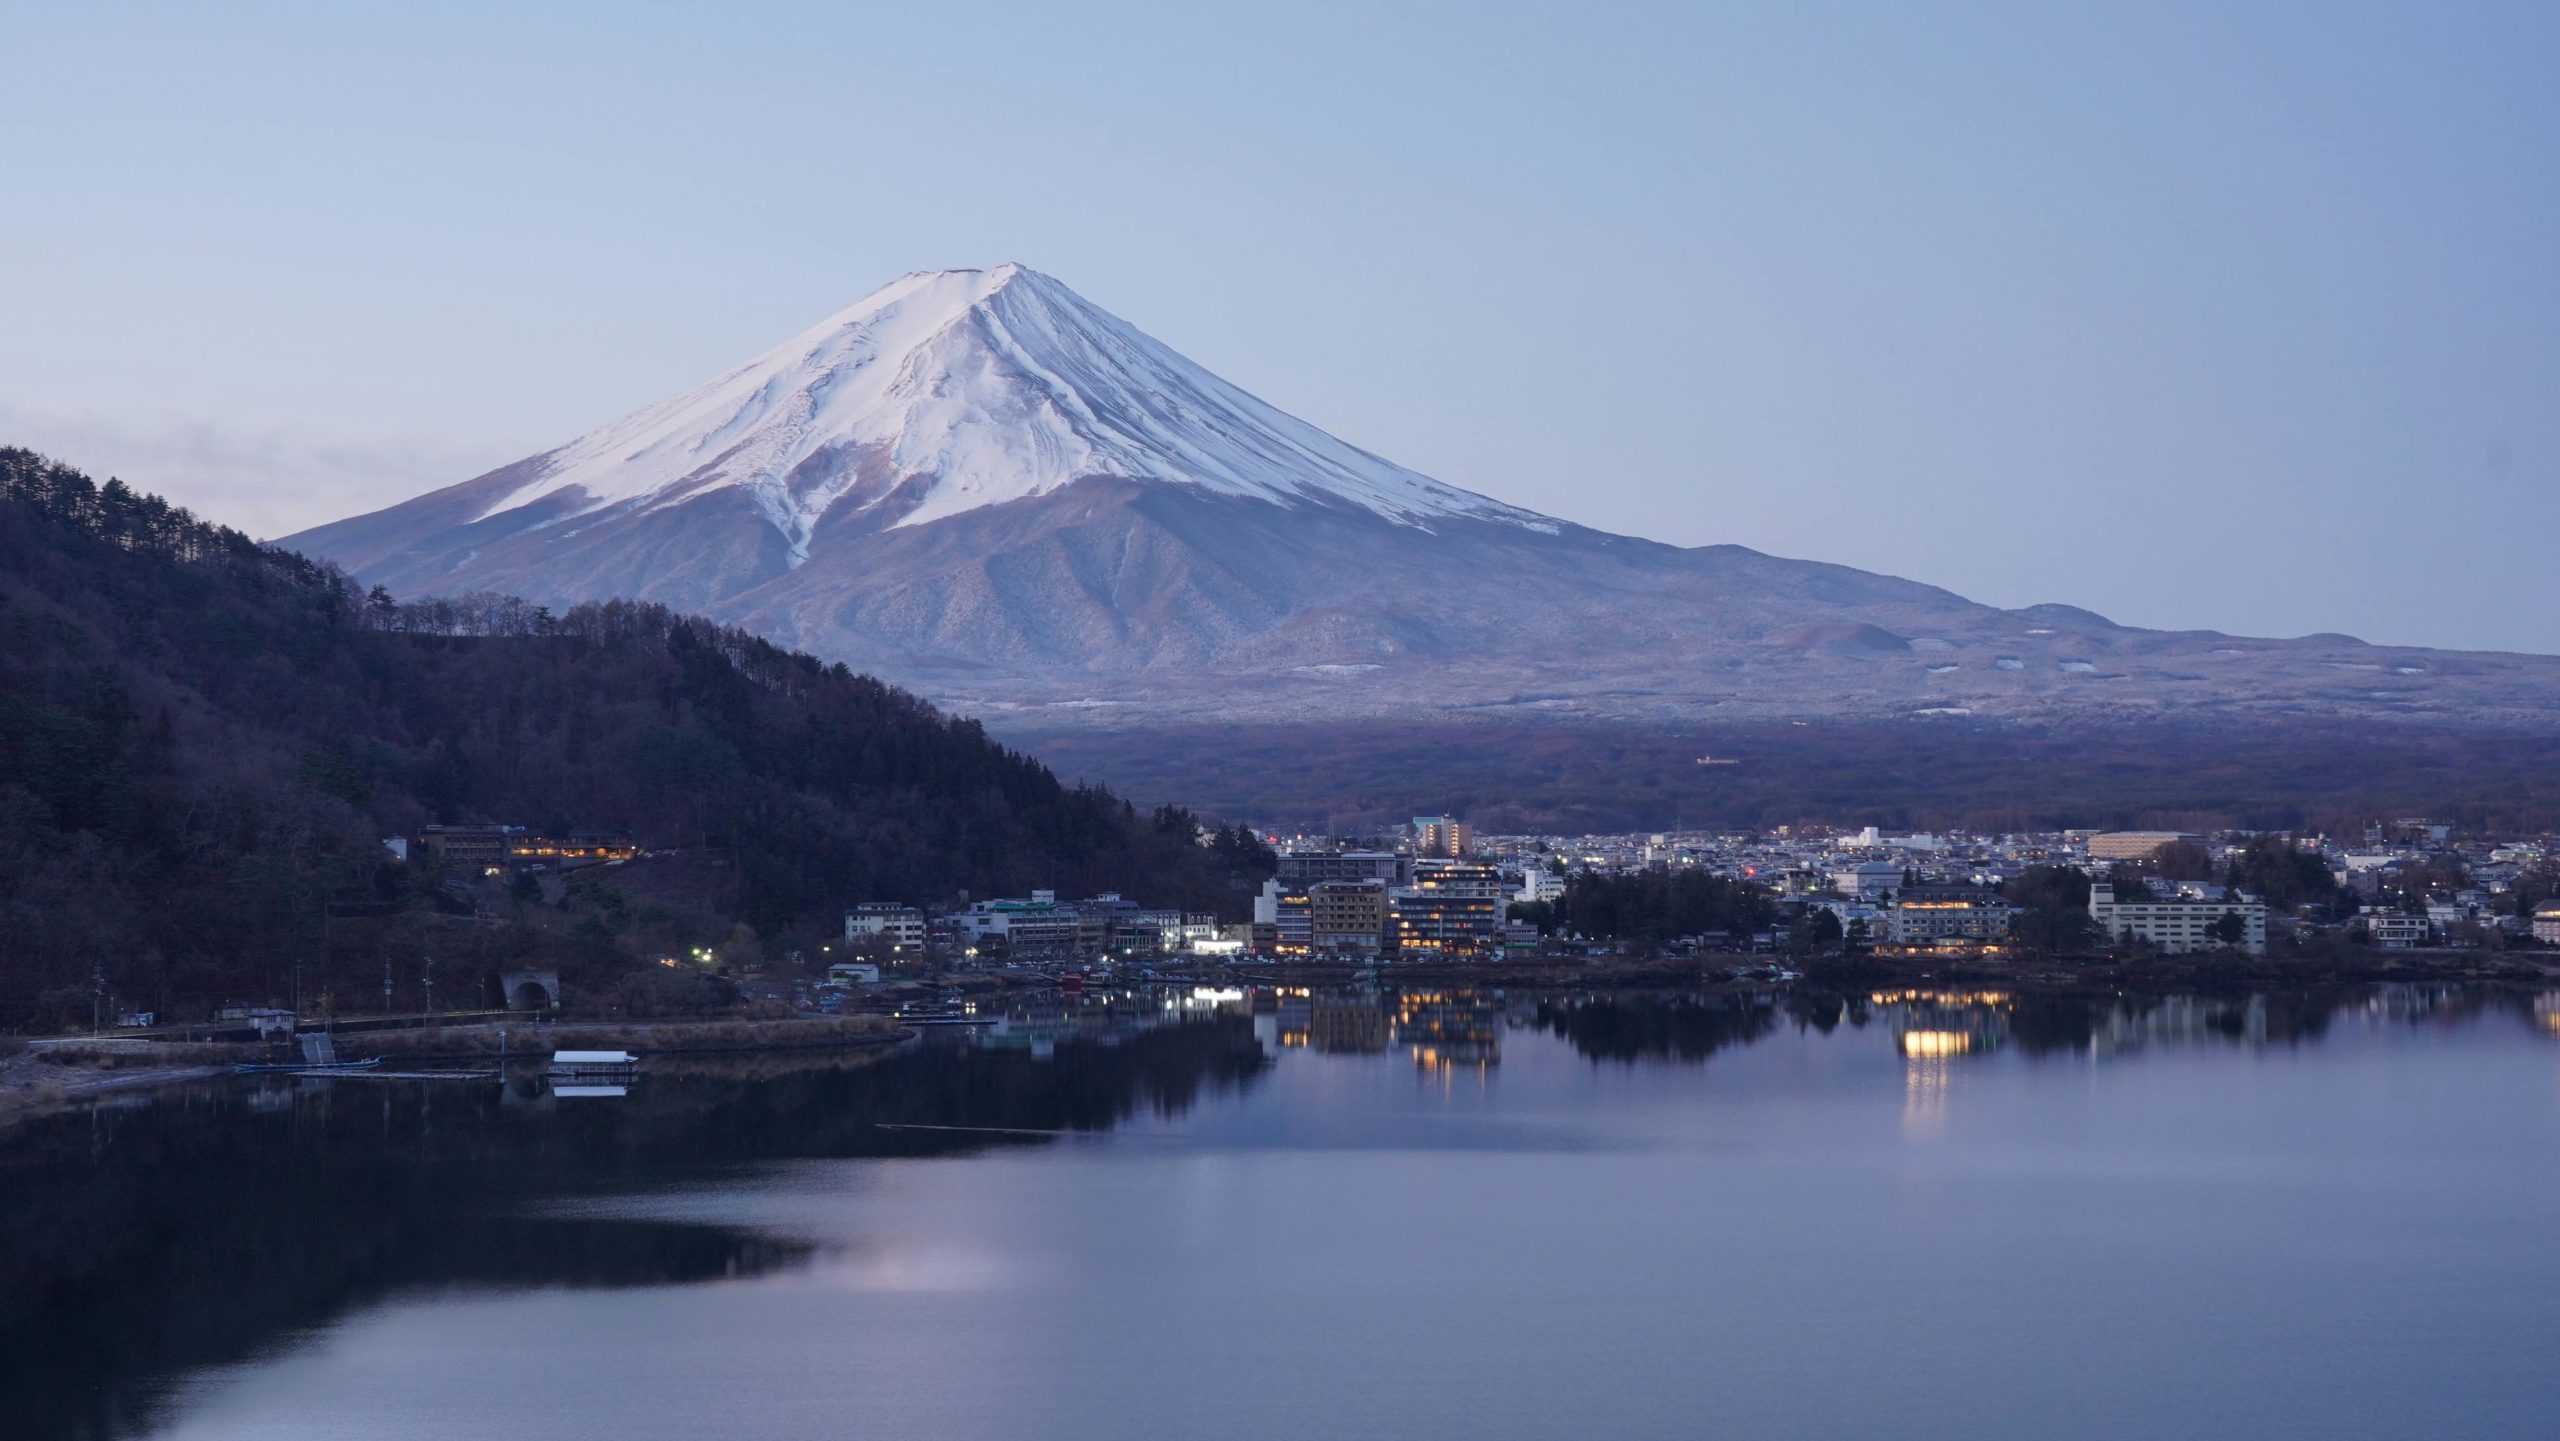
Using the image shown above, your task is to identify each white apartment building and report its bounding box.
[2088,883,2266,955]
[2360,910,2429,949]
[1831,862,1905,898]
[843,904,927,953]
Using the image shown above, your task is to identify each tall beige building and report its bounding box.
[1309,880,1390,954]
[1413,815,1474,858]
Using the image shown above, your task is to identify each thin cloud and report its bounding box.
[0,403,496,540]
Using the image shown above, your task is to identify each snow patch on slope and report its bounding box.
[473,265,1549,560]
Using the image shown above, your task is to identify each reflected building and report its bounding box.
[1308,997,1391,1054]
[2086,995,2268,1057]
[1392,990,1503,1070]
[1254,991,1315,1056]
[1533,992,1780,1065]
[968,991,1235,1056]
[1878,991,2011,1061]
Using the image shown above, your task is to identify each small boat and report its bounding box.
[234,1056,383,1074]
[546,1049,640,1078]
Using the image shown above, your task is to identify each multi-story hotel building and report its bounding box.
[2088,882,2266,954]
[1887,886,2014,945]
[1277,850,1408,887]
[843,904,927,953]
[1309,879,1390,954]
[1391,860,1508,955]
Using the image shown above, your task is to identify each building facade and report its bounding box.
[416,824,638,868]
[1412,817,1475,860]
[1277,850,1408,887]
[1309,880,1390,954]
[843,904,928,954]
[2359,910,2428,948]
[2088,883,2266,954]
[1516,867,1566,903]
[1391,861,1507,955]
[1888,887,2014,944]
[2534,902,2560,945]
[2086,831,2199,862]
[957,893,1083,953]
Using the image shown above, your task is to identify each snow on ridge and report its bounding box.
[470,264,1552,557]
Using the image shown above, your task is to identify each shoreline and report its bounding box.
[9,958,2549,1128]
[0,1017,910,1132]
[1156,948,2560,993]
[345,1014,908,1063]
[0,1045,237,1132]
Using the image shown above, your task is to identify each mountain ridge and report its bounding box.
[283,267,2560,729]
[427,264,1548,552]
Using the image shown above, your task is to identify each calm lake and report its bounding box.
[6,986,2557,1441]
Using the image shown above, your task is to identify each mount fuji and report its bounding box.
[286,264,2560,728]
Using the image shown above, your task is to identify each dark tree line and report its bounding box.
[2220,835,2343,910]
[2002,865,2100,952]
[0,449,1268,1028]
[1531,866,1777,943]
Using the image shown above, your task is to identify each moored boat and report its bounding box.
[546,1049,641,1078]
[233,1056,383,1074]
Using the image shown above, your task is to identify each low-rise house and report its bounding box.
[2361,910,2428,949]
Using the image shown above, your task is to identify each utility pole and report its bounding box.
[422,954,436,1028]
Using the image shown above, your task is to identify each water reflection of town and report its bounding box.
[1254,989,1509,1072]
[0,1004,1274,1441]
[931,982,2560,1081]
[1885,983,2560,1062]
[942,986,1517,1074]
[1522,983,2560,1068]
[937,986,1257,1059]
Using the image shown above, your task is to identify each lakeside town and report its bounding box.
[811,814,2560,975]
[45,810,2556,1054]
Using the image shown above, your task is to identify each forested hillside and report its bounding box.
[0,449,1266,1029]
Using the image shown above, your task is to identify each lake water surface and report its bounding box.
[6,986,2557,1440]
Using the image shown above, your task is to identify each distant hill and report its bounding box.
[286,263,2560,730]
[0,448,1265,1030]
[1006,716,2560,837]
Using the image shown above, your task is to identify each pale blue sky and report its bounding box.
[3,1,2554,650]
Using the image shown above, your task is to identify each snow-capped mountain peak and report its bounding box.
[472,264,1549,560]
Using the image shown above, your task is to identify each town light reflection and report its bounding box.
[1898,1029,1974,1059]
